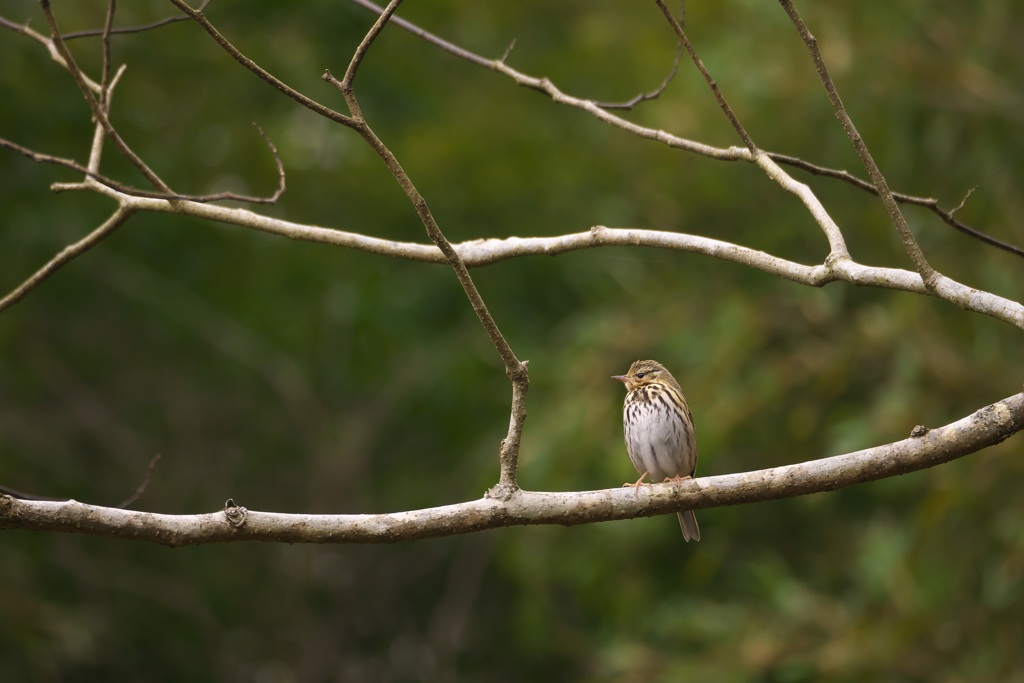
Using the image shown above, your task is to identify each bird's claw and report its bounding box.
[664,475,693,490]
[624,471,651,498]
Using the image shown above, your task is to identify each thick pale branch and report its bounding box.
[755,153,849,258]
[3,392,1020,547]
[35,182,1024,329]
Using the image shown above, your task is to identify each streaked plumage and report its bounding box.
[613,360,700,542]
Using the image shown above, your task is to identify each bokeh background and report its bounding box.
[2,0,1024,681]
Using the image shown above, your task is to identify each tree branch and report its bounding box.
[318,6,530,493]
[343,0,1024,261]
[778,0,938,287]
[99,0,115,98]
[60,0,213,40]
[769,154,1024,260]
[0,207,134,313]
[165,0,356,128]
[35,174,1024,330]
[595,2,684,111]
[654,0,757,153]
[39,0,172,192]
[0,125,285,205]
[3,392,1020,546]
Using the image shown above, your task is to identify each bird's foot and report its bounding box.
[623,471,651,498]
[664,475,693,490]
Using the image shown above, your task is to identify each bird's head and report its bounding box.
[612,359,678,391]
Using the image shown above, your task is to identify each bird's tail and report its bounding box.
[678,510,700,542]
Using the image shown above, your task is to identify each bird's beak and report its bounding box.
[611,375,630,384]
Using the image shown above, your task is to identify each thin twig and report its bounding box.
[320,70,527,382]
[345,0,739,160]
[337,0,403,119]
[61,0,213,40]
[498,38,516,64]
[346,0,491,68]
[597,1,684,110]
[771,155,1023,258]
[117,454,162,509]
[1,13,103,93]
[0,131,286,205]
[322,7,530,491]
[949,186,977,217]
[99,0,116,99]
[654,0,756,153]
[778,0,938,286]
[39,0,172,192]
[165,0,356,128]
[0,207,134,313]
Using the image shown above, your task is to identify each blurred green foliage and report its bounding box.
[2,0,1024,681]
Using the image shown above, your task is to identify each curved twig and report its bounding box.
[0,126,285,205]
[596,2,684,110]
[61,0,213,40]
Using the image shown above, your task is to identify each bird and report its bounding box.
[612,359,700,542]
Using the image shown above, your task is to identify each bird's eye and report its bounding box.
[636,372,645,379]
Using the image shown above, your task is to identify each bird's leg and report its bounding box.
[664,475,693,490]
[623,471,652,497]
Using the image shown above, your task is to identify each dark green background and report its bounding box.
[2,1,1023,680]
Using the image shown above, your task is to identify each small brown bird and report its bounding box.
[613,360,700,542]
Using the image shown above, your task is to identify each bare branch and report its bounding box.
[3,392,1021,546]
[346,0,741,160]
[346,0,492,68]
[61,0,213,40]
[99,0,115,97]
[654,0,756,153]
[58,175,1024,330]
[1,13,102,93]
[949,186,977,217]
[769,155,1024,260]
[778,0,938,287]
[337,0,403,119]
[117,454,162,509]
[39,0,172,192]
[320,8,531,491]
[596,2,684,110]
[0,129,286,205]
[344,0,1024,261]
[0,207,134,313]
[164,0,356,128]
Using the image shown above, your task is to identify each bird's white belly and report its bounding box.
[623,397,693,483]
